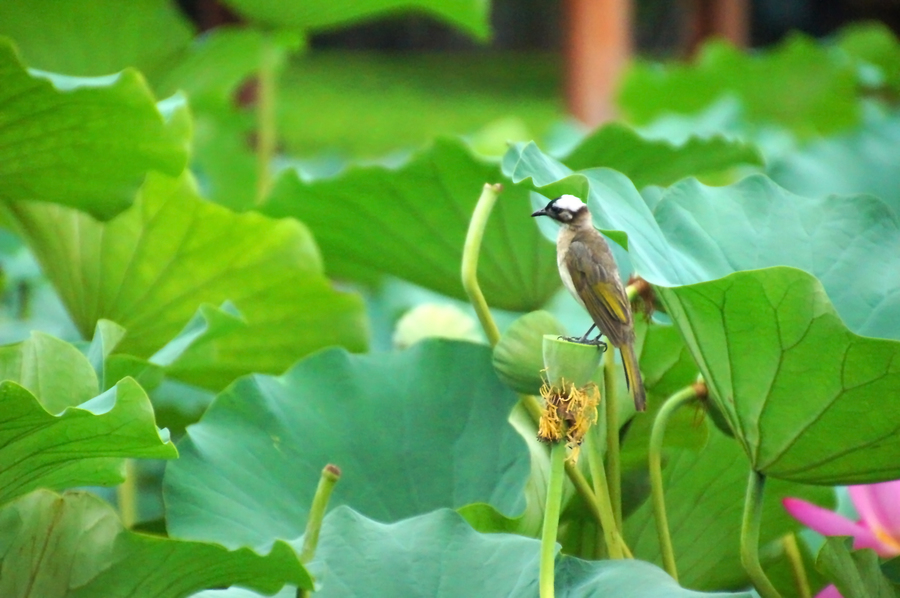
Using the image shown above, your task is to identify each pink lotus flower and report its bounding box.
[783,480,900,598]
[784,481,900,557]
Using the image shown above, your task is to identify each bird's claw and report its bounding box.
[558,335,608,352]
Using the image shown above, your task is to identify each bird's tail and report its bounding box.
[620,342,646,411]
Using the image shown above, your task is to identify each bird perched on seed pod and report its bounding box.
[532,194,646,411]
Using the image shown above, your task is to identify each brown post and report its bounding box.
[687,0,749,54]
[711,0,749,47]
[564,0,633,127]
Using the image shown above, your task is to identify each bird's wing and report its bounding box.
[565,240,631,343]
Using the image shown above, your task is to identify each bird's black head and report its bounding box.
[531,194,587,223]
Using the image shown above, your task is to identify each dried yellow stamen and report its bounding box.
[537,376,600,463]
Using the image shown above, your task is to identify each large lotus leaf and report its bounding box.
[0,331,98,414]
[0,490,311,598]
[0,39,188,220]
[6,171,367,391]
[263,137,560,312]
[221,0,489,40]
[0,0,193,78]
[164,339,529,549]
[625,423,834,591]
[660,267,900,484]
[504,141,900,340]
[617,32,859,136]
[301,506,753,597]
[562,122,763,187]
[768,108,900,215]
[0,377,175,507]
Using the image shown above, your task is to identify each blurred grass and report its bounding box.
[277,51,565,157]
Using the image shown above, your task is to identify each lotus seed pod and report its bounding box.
[542,335,603,388]
[492,311,566,394]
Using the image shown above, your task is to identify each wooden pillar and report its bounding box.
[686,0,749,54]
[712,0,749,47]
[564,0,633,127]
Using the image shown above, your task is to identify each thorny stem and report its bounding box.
[585,429,627,559]
[648,385,699,581]
[603,347,622,530]
[297,464,342,598]
[254,36,281,206]
[540,440,567,598]
[461,183,608,530]
[782,533,811,598]
[741,470,782,598]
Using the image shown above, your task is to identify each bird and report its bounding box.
[532,194,646,411]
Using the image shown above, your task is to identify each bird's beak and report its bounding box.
[531,208,547,217]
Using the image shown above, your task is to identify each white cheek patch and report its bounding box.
[553,194,585,212]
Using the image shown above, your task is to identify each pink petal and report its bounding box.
[782,497,887,554]
[849,481,900,551]
[815,584,843,598]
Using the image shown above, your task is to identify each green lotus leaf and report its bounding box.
[660,267,900,484]
[0,377,175,507]
[0,39,188,220]
[192,113,259,211]
[83,320,128,390]
[0,331,98,414]
[306,506,753,597]
[0,0,193,78]
[768,109,900,216]
[152,27,265,108]
[164,339,529,549]
[562,122,763,187]
[220,0,490,40]
[625,424,833,590]
[8,171,367,391]
[617,32,859,136]
[0,489,311,597]
[263,137,560,312]
[93,303,245,395]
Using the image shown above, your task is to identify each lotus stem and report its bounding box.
[649,385,699,581]
[540,440,567,598]
[782,533,811,598]
[255,36,280,206]
[461,183,503,345]
[741,470,782,598]
[117,459,138,529]
[300,464,341,564]
[603,347,622,530]
[585,429,628,559]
